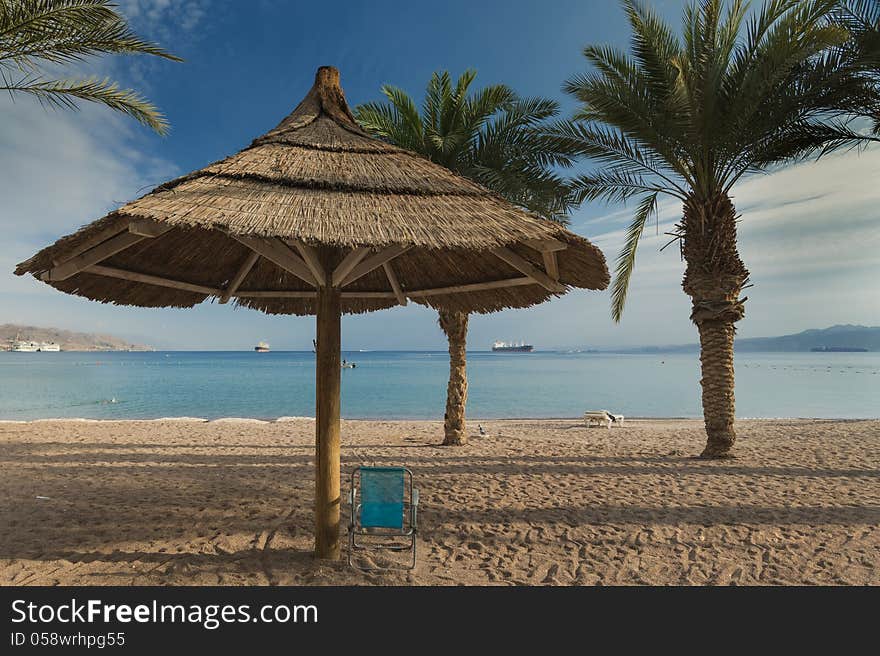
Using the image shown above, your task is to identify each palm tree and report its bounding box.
[356,70,578,445]
[0,0,181,134]
[552,0,873,457]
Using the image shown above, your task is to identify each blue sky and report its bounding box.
[1,0,877,350]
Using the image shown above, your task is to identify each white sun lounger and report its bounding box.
[584,410,625,428]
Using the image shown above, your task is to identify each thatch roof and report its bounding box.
[15,66,609,315]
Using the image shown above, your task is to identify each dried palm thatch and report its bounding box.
[15,66,608,315]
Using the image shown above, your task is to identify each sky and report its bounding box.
[0,0,877,350]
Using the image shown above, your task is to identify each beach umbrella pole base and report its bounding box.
[314,284,342,559]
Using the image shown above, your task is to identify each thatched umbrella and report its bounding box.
[15,67,609,559]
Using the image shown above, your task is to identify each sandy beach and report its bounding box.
[0,417,877,586]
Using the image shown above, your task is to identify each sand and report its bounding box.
[0,418,877,586]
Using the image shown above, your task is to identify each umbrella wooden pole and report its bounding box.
[314,283,342,559]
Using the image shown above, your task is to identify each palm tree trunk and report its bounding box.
[438,310,469,446]
[695,319,737,457]
[681,194,749,458]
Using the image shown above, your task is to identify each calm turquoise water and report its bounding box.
[0,350,877,420]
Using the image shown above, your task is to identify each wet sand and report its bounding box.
[0,417,877,585]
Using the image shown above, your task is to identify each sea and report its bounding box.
[0,350,877,421]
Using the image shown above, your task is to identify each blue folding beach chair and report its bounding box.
[348,466,419,570]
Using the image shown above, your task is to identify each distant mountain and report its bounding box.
[0,324,152,352]
[735,325,879,352]
[607,325,880,353]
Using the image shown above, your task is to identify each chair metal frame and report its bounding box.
[348,466,419,571]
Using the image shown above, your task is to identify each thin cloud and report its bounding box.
[111,1,211,92]
[0,98,179,292]
[116,1,212,37]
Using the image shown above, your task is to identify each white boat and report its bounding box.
[12,340,39,352]
[12,341,59,352]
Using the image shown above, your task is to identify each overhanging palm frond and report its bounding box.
[0,0,180,133]
[0,0,181,69]
[611,192,657,323]
[0,74,169,133]
[350,100,397,136]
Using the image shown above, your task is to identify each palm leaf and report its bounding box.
[355,98,424,153]
[543,120,690,194]
[0,0,180,133]
[356,69,579,223]
[611,192,658,322]
[571,170,672,204]
[622,0,682,101]
[0,0,181,68]
[0,74,169,133]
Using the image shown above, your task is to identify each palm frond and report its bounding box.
[0,74,169,133]
[475,97,575,168]
[622,0,683,101]
[544,120,690,196]
[423,70,452,134]
[571,170,675,204]
[721,0,847,143]
[563,64,692,181]
[380,84,423,135]
[0,0,179,133]
[467,162,576,222]
[463,83,515,130]
[357,69,577,222]
[354,100,426,154]
[0,0,181,69]
[836,0,880,30]
[833,0,880,133]
[611,192,658,323]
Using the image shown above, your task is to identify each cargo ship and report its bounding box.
[254,341,270,353]
[810,346,868,352]
[491,340,534,353]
